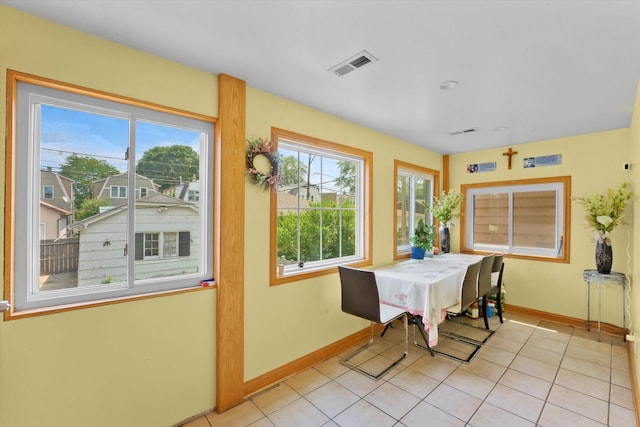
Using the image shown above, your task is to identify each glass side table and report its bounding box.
[583,269,626,341]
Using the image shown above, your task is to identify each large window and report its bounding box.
[271,128,371,283]
[6,71,214,315]
[461,177,570,261]
[394,160,439,259]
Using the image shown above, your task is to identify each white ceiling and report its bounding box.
[3,0,640,154]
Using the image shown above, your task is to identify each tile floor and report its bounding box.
[182,313,636,426]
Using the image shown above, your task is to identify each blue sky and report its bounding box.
[40,104,201,173]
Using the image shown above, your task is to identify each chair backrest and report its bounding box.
[492,254,504,289]
[477,254,496,296]
[460,260,482,311]
[338,266,381,324]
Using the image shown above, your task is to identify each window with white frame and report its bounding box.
[394,161,438,257]
[139,187,148,198]
[461,177,570,260]
[7,71,214,314]
[111,185,127,198]
[272,128,371,280]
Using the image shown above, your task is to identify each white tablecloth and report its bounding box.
[374,254,483,346]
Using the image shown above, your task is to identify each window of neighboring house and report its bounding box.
[139,187,148,198]
[271,128,372,283]
[111,185,127,198]
[461,176,570,262]
[188,190,199,202]
[43,185,54,199]
[394,160,439,259]
[7,71,214,315]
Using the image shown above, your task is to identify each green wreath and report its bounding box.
[246,137,280,191]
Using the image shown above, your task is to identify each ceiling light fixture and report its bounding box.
[439,80,459,90]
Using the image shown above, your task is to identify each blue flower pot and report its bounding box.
[411,246,426,259]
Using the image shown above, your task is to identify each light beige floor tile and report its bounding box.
[476,343,516,367]
[561,355,610,382]
[285,368,331,396]
[364,381,420,420]
[408,352,459,381]
[305,381,359,419]
[610,383,634,410]
[332,399,396,427]
[525,334,569,354]
[424,383,482,421]
[485,383,544,422]
[485,334,526,353]
[554,368,610,401]
[334,369,382,397]
[492,326,532,343]
[251,383,301,415]
[267,397,328,427]
[538,402,606,427]
[182,416,211,427]
[547,384,608,424]
[248,418,275,427]
[510,354,558,382]
[444,369,495,400]
[499,369,552,400]
[519,342,564,367]
[206,400,264,427]
[611,367,632,388]
[457,355,506,382]
[400,401,465,427]
[565,344,611,368]
[313,356,350,379]
[388,366,440,399]
[609,403,637,427]
[536,321,574,337]
[468,402,535,427]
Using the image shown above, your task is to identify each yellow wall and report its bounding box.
[0,7,217,427]
[244,87,442,379]
[449,129,632,325]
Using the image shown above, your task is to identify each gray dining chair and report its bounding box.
[458,259,483,313]
[338,266,408,380]
[480,254,505,329]
[476,254,496,327]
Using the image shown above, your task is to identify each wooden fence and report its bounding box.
[40,237,79,275]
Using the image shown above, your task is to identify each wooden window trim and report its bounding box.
[269,127,373,286]
[393,160,440,260]
[460,176,571,263]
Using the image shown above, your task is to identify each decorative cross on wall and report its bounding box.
[502,147,518,169]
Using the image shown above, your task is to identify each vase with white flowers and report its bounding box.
[576,182,633,274]
[427,189,463,253]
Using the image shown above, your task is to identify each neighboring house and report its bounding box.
[70,193,200,286]
[91,173,159,207]
[40,168,74,240]
[164,180,200,204]
[279,183,321,202]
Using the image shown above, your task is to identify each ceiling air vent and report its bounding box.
[329,50,378,77]
[449,128,478,136]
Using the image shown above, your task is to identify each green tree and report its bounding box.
[75,197,110,221]
[136,145,199,190]
[59,155,119,210]
[334,161,356,194]
[279,155,307,186]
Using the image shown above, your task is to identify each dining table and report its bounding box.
[373,253,483,349]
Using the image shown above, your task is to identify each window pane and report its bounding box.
[473,193,509,245]
[513,190,556,249]
[300,208,321,262]
[415,176,429,226]
[145,233,159,257]
[396,175,410,246]
[134,120,202,281]
[39,104,129,290]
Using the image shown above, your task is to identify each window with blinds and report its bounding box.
[462,177,570,261]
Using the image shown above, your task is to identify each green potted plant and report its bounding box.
[427,189,463,253]
[576,182,633,273]
[409,219,437,259]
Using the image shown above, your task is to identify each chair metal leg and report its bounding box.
[340,314,408,380]
[482,295,490,330]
